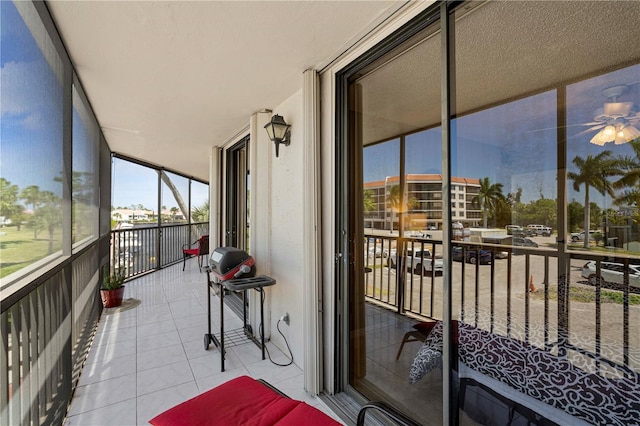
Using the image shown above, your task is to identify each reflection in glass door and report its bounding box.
[345,17,443,424]
[340,1,640,425]
[225,137,250,251]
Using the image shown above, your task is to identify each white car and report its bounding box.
[571,231,597,242]
[388,248,443,275]
[581,261,640,288]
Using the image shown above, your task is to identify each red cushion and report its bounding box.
[245,398,302,426]
[149,376,283,426]
[149,376,341,426]
[183,248,200,256]
[274,402,342,425]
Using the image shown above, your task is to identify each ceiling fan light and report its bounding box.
[590,129,608,145]
[590,125,616,145]
[615,124,640,144]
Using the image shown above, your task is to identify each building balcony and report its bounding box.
[65,263,341,425]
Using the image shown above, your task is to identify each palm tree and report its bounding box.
[613,138,640,207]
[386,185,401,231]
[386,184,418,232]
[567,151,619,248]
[363,190,376,212]
[0,178,19,223]
[191,201,210,222]
[473,177,504,228]
[21,185,41,212]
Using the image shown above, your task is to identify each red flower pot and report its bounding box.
[101,286,125,308]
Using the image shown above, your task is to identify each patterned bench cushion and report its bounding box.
[410,321,640,425]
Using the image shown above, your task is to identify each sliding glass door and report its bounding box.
[338,1,640,424]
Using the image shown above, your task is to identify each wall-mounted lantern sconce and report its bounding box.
[264,114,291,157]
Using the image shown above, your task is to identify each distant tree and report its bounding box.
[568,151,620,248]
[568,200,584,232]
[21,185,43,238]
[589,202,602,230]
[34,191,61,253]
[0,178,21,226]
[170,206,179,221]
[493,197,512,228]
[191,201,210,222]
[21,185,41,211]
[473,177,504,228]
[533,198,557,227]
[386,184,417,231]
[363,190,376,212]
[508,186,524,224]
[613,138,640,207]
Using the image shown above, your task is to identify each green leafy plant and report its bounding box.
[102,265,125,290]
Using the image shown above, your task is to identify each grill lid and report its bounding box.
[209,247,256,281]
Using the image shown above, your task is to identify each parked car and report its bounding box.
[527,224,552,236]
[452,247,492,264]
[512,237,538,248]
[581,261,640,289]
[492,249,509,259]
[505,225,523,235]
[367,245,384,258]
[388,248,443,275]
[571,230,597,242]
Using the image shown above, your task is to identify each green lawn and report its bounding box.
[0,226,62,278]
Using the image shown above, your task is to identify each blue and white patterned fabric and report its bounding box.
[409,321,443,384]
[409,320,640,426]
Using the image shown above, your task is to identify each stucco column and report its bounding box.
[249,111,273,339]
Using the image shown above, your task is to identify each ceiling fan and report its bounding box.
[578,84,640,146]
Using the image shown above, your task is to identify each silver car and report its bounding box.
[581,261,640,289]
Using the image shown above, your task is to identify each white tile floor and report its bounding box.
[65,263,343,425]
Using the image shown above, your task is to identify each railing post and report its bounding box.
[396,238,406,315]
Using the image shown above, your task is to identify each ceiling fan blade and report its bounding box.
[573,124,605,137]
[524,122,602,134]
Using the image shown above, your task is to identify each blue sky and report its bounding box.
[2,1,637,212]
[111,158,209,211]
[364,67,639,205]
[1,2,208,213]
[1,1,64,196]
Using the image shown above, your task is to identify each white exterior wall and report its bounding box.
[210,0,435,394]
[259,91,307,367]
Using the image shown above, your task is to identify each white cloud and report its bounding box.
[19,111,43,130]
[1,60,55,117]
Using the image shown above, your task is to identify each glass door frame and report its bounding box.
[225,136,250,250]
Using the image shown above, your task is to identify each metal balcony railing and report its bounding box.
[363,233,639,378]
[1,222,208,425]
[110,222,208,280]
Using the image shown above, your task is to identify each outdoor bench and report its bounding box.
[410,320,640,425]
[149,375,341,425]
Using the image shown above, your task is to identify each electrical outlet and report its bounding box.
[280,313,290,325]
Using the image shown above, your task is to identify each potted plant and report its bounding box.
[100,266,125,308]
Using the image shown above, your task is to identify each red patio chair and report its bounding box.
[182,235,209,272]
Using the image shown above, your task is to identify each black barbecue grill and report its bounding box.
[204,246,275,372]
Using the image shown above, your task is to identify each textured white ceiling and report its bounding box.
[355,1,640,146]
[47,0,640,179]
[46,0,399,181]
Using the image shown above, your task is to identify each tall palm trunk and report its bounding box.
[583,185,590,248]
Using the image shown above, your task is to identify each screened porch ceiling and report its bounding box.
[47,1,640,180]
